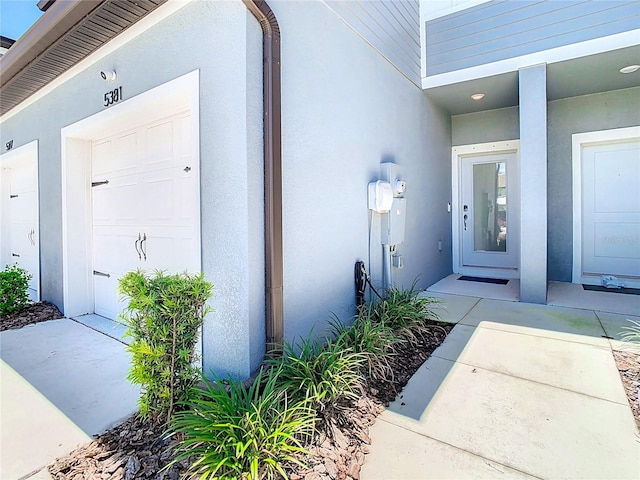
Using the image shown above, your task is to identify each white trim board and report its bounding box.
[61,70,200,318]
[571,125,640,288]
[451,140,520,279]
[0,140,40,301]
[422,29,640,89]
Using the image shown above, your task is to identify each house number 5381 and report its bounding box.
[104,86,123,107]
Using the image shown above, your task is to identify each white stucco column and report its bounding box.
[518,64,548,304]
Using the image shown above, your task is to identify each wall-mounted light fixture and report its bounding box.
[100,70,117,82]
[471,93,485,101]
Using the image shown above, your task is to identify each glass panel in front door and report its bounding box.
[472,161,507,252]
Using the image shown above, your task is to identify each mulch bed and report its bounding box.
[47,320,453,480]
[6,304,638,478]
[613,349,640,431]
[0,301,64,331]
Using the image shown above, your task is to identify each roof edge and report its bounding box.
[0,0,103,87]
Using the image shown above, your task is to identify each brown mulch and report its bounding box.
[0,301,64,331]
[46,319,453,480]
[49,416,188,480]
[613,349,640,431]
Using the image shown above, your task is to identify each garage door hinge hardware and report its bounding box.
[11,253,20,257]
[91,180,109,187]
[10,194,18,198]
[93,270,111,278]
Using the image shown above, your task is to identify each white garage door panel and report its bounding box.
[92,181,139,225]
[91,111,199,320]
[9,193,36,224]
[141,167,196,226]
[582,139,640,281]
[94,274,126,320]
[8,163,39,296]
[10,164,36,192]
[145,121,175,167]
[93,226,142,273]
[141,226,199,273]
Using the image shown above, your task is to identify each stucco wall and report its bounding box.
[270,1,452,342]
[451,87,640,283]
[1,0,453,377]
[452,106,520,146]
[547,87,640,281]
[0,0,265,378]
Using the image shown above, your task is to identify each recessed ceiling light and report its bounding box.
[471,93,485,101]
[619,65,640,74]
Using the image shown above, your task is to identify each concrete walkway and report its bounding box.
[0,318,139,480]
[361,293,640,479]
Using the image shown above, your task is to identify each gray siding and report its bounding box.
[324,0,421,85]
[426,0,640,76]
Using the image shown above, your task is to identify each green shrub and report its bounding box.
[370,281,441,344]
[119,270,213,424]
[621,319,640,344]
[330,309,401,381]
[0,263,32,315]
[269,334,365,411]
[170,367,316,480]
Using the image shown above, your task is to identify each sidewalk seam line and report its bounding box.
[375,416,543,479]
[68,317,128,346]
[475,322,611,348]
[427,357,629,407]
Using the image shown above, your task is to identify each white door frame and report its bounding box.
[452,140,520,278]
[571,125,640,285]
[0,140,40,300]
[61,70,200,318]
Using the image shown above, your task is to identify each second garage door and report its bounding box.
[91,112,200,320]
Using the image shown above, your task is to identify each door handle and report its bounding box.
[134,233,142,260]
[464,214,468,231]
[140,233,147,261]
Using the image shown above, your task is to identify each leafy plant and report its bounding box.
[370,281,441,345]
[170,367,316,480]
[621,319,640,345]
[268,334,366,411]
[119,270,213,424]
[0,263,32,315]
[330,309,401,381]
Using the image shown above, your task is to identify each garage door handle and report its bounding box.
[140,233,147,261]
[134,233,142,260]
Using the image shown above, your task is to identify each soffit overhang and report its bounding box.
[0,0,167,116]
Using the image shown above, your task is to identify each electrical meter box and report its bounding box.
[381,197,407,245]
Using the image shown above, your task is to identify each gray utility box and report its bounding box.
[382,197,406,245]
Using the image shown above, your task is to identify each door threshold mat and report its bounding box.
[458,276,509,285]
[582,284,640,296]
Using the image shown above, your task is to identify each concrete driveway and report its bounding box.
[0,318,139,480]
[361,293,640,479]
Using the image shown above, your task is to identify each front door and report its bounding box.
[459,151,519,275]
[579,136,640,287]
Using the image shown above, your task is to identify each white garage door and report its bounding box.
[91,112,200,320]
[5,161,39,299]
[581,138,640,287]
